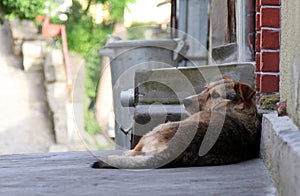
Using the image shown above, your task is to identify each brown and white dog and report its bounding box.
[92,77,261,169]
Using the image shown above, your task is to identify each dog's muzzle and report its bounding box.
[183,97,193,108]
[183,95,200,114]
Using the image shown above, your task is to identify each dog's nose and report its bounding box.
[226,93,237,101]
[183,98,193,108]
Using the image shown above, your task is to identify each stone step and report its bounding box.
[0,151,276,195]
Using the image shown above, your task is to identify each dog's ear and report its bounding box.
[221,76,233,81]
[214,76,233,83]
[234,83,256,101]
[206,76,234,89]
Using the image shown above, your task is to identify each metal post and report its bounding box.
[236,0,247,62]
[61,25,72,97]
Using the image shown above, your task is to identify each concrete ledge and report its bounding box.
[22,41,46,71]
[0,152,275,195]
[261,112,300,196]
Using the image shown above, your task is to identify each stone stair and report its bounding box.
[0,64,54,154]
[0,151,276,195]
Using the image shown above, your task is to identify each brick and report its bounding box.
[261,29,280,50]
[261,51,280,72]
[256,52,261,72]
[255,32,261,52]
[257,74,280,93]
[256,13,261,31]
[261,0,281,6]
[256,0,261,12]
[261,7,280,28]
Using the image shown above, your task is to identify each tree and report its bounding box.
[0,0,45,66]
[0,0,45,22]
[83,0,135,22]
[0,0,135,136]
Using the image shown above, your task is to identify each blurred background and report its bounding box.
[0,0,254,154]
[0,0,171,154]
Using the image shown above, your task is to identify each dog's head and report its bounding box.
[183,76,256,115]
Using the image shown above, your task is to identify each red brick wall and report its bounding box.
[255,0,281,93]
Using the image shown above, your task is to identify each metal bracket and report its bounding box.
[173,39,186,61]
[120,126,132,136]
[120,89,135,107]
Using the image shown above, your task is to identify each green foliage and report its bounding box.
[83,94,102,135]
[84,45,104,99]
[84,0,136,23]
[0,0,45,20]
[80,38,111,135]
[82,47,105,135]
[127,22,170,40]
[61,0,112,100]
[52,0,134,135]
[53,0,114,135]
[53,1,113,55]
[0,0,134,136]
[103,0,135,22]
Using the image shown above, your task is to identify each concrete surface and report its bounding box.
[261,112,300,196]
[9,19,43,41]
[0,19,55,155]
[44,49,66,83]
[280,0,300,127]
[0,66,55,154]
[22,41,46,71]
[0,151,276,195]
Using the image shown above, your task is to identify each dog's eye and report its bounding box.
[211,92,220,99]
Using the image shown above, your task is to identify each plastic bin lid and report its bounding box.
[104,39,177,49]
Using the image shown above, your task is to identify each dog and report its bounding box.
[92,76,261,169]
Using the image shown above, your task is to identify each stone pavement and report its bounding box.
[0,19,55,155]
[0,151,276,195]
[0,18,96,154]
[0,65,55,155]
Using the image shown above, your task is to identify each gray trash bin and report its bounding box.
[99,39,179,149]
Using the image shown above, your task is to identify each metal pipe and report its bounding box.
[61,25,72,96]
[236,0,247,62]
[171,0,178,38]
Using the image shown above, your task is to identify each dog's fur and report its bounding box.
[92,77,261,169]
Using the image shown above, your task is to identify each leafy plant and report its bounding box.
[0,0,134,137]
[82,0,135,23]
[83,94,102,135]
[127,22,170,40]
[51,0,134,135]
[54,0,113,135]
[52,1,113,55]
[0,0,45,23]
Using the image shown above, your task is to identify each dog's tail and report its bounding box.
[91,155,160,169]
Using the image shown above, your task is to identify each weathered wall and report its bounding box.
[261,113,300,196]
[280,0,300,127]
